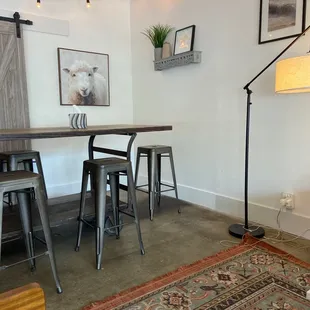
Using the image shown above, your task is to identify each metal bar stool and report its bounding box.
[135,145,179,221]
[0,171,62,294]
[88,134,137,212]
[75,157,145,270]
[0,150,48,206]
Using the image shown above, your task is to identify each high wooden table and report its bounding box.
[0,124,172,191]
[0,124,172,169]
[0,125,172,141]
[0,124,172,238]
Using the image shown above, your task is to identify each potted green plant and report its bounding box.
[142,24,174,61]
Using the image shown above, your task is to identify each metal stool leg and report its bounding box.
[0,161,8,208]
[95,170,107,270]
[34,154,48,200]
[127,164,145,255]
[34,180,62,294]
[168,149,180,213]
[134,150,142,187]
[157,154,161,206]
[23,160,35,201]
[132,150,142,211]
[147,150,157,221]
[0,190,3,262]
[8,157,18,207]
[16,191,36,271]
[75,166,89,252]
[23,159,34,172]
[110,173,120,239]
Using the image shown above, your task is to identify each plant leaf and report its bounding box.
[141,23,174,47]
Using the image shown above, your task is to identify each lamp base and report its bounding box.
[228,224,265,239]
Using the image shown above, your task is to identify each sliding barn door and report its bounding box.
[0,21,30,151]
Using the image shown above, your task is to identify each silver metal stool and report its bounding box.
[0,150,48,206]
[0,171,62,294]
[75,157,145,270]
[135,145,179,221]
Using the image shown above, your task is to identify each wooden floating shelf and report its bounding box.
[154,51,202,71]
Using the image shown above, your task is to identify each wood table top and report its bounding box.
[0,124,172,141]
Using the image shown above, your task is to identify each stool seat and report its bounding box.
[0,150,40,157]
[0,170,39,186]
[85,157,128,168]
[137,145,172,154]
[76,157,145,270]
[0,150,48,206]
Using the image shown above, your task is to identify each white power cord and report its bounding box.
[220,206,310,252]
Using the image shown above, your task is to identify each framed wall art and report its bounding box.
[259,0,307,44]
[57,47,110,106]
[173,25,196,55]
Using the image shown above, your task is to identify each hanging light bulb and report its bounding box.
[86,0,91,8]
[36,0,41,8]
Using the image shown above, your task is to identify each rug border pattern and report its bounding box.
[83,234,310,310]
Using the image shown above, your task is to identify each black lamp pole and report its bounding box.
[229,24,310,239]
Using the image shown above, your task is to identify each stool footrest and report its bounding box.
[80,217,130,230]
[34,235,47,246]
[160,183,175,189]
[159,188,176,193]
[0,251,48,271]
[135,184,148,189]
[81,218,95,229]
[119,209,134,218]
[138,154,170,158]
[136,182,176,191]
[2,235,23,244]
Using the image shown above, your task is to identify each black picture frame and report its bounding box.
[173,25,196,55]
[259,0,307,44]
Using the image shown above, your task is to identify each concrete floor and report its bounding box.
[0,193,310,310]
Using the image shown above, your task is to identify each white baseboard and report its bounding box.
[138,176,310,240]
[47,181,111,199]
[47,181,81,198]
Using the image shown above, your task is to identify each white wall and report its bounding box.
[1,0,309,238]
[0,0,133,197]
[131,0,310,238]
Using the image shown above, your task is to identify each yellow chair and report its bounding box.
[0,283,45,310]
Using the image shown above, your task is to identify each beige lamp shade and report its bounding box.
[275,55,310,93]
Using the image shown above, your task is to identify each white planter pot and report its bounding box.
[154,48,162,61]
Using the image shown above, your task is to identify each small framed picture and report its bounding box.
[57,47,110,106]
[173,25,196,55]
[259,0,307,44]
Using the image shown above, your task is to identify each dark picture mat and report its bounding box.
[258,0,307,44]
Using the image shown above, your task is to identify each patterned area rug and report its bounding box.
[83,234,310,310]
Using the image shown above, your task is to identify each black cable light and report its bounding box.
[36,0,41,8]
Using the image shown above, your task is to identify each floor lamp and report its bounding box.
[229,24,310,239]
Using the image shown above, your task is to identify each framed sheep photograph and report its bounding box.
[57,47,110,106]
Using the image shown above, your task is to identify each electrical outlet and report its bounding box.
[280,192,295,210]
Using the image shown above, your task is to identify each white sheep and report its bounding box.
[63,60,108,106]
